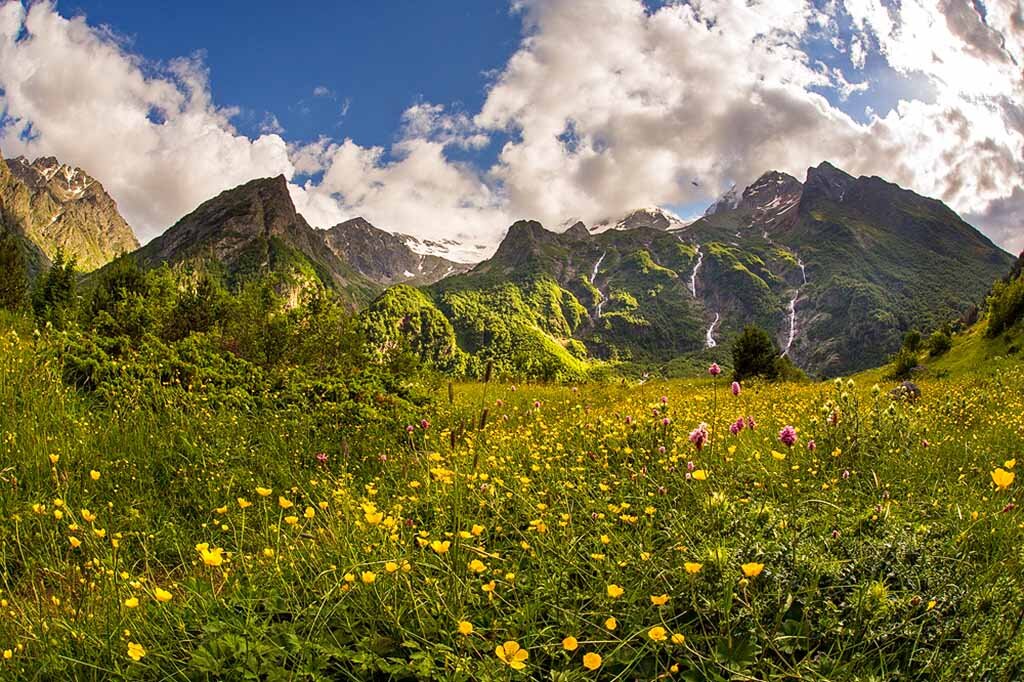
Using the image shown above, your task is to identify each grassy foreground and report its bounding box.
[1,326,1023,680]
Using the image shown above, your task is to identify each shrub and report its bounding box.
[928,330,953,357]
[731,325,780,382]
[0,232,29,311]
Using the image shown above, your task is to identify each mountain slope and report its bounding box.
[5,155,138,271]
[0,151,48,276]
[323,217,471,286]
[131,175,379,306]
[367,161,1012,379]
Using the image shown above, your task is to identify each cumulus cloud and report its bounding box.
[0,0,1021,258]
[0,1,295,243]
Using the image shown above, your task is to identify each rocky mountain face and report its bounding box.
[132,175,380,306]
[0,151,48,276]
[590,207,688,233]
[4,155,138,271]
[369,161,1013,378]
[323,217,471,286]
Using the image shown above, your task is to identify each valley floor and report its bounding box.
[1,324,1023,680]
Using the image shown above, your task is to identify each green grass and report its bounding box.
[2,315,1024,679]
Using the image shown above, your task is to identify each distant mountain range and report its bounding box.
[0,147,1014,377]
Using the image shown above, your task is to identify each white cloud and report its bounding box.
[0,0,1021,259]
[259,113,285,135]
[0,1,294,243]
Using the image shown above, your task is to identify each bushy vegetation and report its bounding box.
[986,268,1024,338]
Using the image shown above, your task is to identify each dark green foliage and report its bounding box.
[986,272,1024,337]
[731,325,780,382]
[902,329,922,352]
[928,330,953,357]
[888,347,921,379]
[0,231,29,311]
[360,285,466,374]
[31,248,77,328]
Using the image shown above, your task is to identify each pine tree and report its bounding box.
[731,325,780,382]
[0,232,30,311]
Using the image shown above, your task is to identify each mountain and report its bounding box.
[4,155,138,271]
[0,149,48,276]
[590,207,688,233]
[131,175,379,306]
[364,161,1013,379]
[323,217,472,286]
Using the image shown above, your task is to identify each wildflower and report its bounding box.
[604,616,617,630]
[124,597,139,608]
[730,417,745,435]
[48,454,59,465]
[385,561,399,573]
[1006,459,1017,469]
[237,498,252,509]
[263,548,275,558]
[154,587,172,603]
[89,470,100,481]
[648,626,668,642]
[420,419,431,430]
[2,650,10,660]
[606,584,624,598]
[361,571,376,584]
[685,562,703,574]
[468,559,486,573]
[778,426,798,448]
[731,381,741,396]
[671,633,686,645]
[256,487,272,497]
[562,636,579,651]
[430,540,451,554]
[583,652,602,670]
[689,423,709,451]
[746,416,756,430]
[284,515,298,525]
[68,536,81,549]
[496,640,529,670]
[195,543,224,567]
[304,506,315,519]
[992,468,1015,490]
[741,562,765,577]
[457,620,474,635]
[807,439,817,451]
[692,469,708,481]
[708,363,722,377]
[278,496,294,509]
[650,593,670,606]
[126,642,146,661]
[315,452,328,464]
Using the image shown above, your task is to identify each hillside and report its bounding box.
[364,162,1012,379]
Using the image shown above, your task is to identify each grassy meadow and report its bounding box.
[1,320,1023,680]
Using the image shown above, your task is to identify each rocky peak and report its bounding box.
[2,153,137,271]
[738,171,802,212]
[563,221,590,240]
[803,161,856,203]
[704,184,740,216]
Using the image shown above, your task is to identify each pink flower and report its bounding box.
[729,417,745,435]
[708,363,722,377]
[661,417,671,426]
[420,419,430,430]
[688,424,709,451]
[731,381,741,396]
[315,452,328,464]
[806,439,816,452]
[406,424,415,433]
[625,415,633,425]
[533,400,541,409]
[745,416,756,430]
[778,425,797,448]
[660,395,668,404]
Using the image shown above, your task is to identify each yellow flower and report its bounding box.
[1005,459,1017,469]
[495,640,528,670]
[430,540,451,554]
[89,470,100,481]
[471,524,485,536]
[256,487,272,497]
[650,593,670,606]
[992,468,1015,490]
[692,469,708,481]
[93,528,106,538]
[361,571,376,584]
[684,562,703,574]
[606,584,624,598]
[237,498,252,509]
[278,496,294,509]
[583,652,602,670]
[2,649,11,660]
[457,620,474,635]
[154,587,172,603]
[467,559,487,573]
[385,561,399,573]
[127,642,145,661]
[196,544,225,567]
[771,450,787,461]
[48,454,59,465]
[562,636,578,651]
[124,597,139,608]
[671,633,686,645]
[81,509,96,523]
[304,506,315,519]
[284,515,299,525]
[604,616,617,630]
[648,626,667,642]
[263,548,275,558]
[68,536,81,549]
[741,562,764,578]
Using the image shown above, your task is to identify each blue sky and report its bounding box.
[1,0,1021,255]
[61,1,522,157]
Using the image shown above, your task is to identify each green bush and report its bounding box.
[928,330,953,357]
[731,325,780,382]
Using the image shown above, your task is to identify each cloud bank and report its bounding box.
[1,0,1021,258]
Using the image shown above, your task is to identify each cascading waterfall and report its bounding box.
[781,257,808,357]
[591,251,607,317]
[706,312,720,348]
[689,244,703,298]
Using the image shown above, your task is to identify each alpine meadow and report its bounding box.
[1,1,1024,680]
